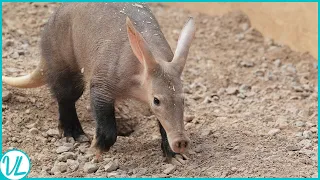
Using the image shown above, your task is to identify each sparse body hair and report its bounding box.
[2,3,195,162]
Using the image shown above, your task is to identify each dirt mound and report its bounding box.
[2,3,318,177]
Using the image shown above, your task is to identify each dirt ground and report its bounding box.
[1,3,318,178]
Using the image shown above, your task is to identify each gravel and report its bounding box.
[56,146,72,154]
[104,160,119,172]
[163,164,176,174]
[83,163,99,174]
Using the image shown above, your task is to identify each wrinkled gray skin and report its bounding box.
[2,3,195,162]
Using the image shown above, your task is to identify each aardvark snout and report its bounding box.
[170,135,190,153]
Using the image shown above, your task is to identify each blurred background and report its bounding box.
[167,3,318,59]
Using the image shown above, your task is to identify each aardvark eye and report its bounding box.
[153,97,160,106]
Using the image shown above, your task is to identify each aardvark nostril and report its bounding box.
[170,136,190,153]
[175,140,188,149]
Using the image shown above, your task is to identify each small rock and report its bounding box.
[268,128,280,136]
[67,159,79,172]
[310,127,317,133]
[254,70,264,77]
[240,61,254,67]
[299,149,316,157]
[217,88,225,96]
[29,128,39,135]
[58,152,77,162]
[51,162,67,174]
[104,160,119,172]
[303,131,312,139]
[83,163,99,173]
[46,129,60,137]
[295,121,305,127]
[136,168,147,176]
[184,115,195,122]
[240,23,249,31]
[2,91,12,102]
[163,164,176,174]
[78,145,88,154]
[11,52,19,59]
[292,85,304,92]
[4,40,14,48]
[274,59,281,67]
[17,50,25,56]
[107,171,121,177]
[226,87,239,95]
[298,139,312,148]
[235,33,245,41]
[282,64,297,75]
[306,122,315,127]
[295,132,303,137]
[201,128,213,136]
[25,109,30,114]
[275,116,288,129]
[298,110,309,118]
[239,84,250,93]
[56,146,71,154]
[237,93,246,99]
[286,145,300,151]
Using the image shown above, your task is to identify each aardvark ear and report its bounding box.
[171,17,196,75]
[126,17,158,71]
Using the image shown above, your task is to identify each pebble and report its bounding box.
[11,52,19,59]
[29,128,39,135]
[302,131,312,139]
[57,152,77,162]
[46,129,60,137]
[226,87,239,95]
[239,84,250,93]
[201,128,213,136]
[104,160,119,172]
[298,139,312,148]
[292,85,304,92]
[4,40,14,48]
[310,127,317,133]
[107,171,121,177]
[67,159,79,172]
[51,162,67,174]
[286,145,300,151]
[240,61,254,67]
[254,70,264,77]
[217,88,225,96]
[298,110,309,118]
[274,59,281,67]
[306,122,315,127]
[295,121,305,127]
[275,116,288,129]
[2,91,12,102]
[235,33,245,41]
[56,146,71,154]
[240,23,249,31]
[163,164,176,174]
[136,168,148,176]
[83,162,99,173]
[295,132,303,137]
[299,149,316,157]
[184,115,195,122]
[268,128,280,136]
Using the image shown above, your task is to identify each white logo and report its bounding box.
[0,149,31,179]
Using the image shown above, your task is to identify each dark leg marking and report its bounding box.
[47,69,87,142]
[90,88,117,152]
